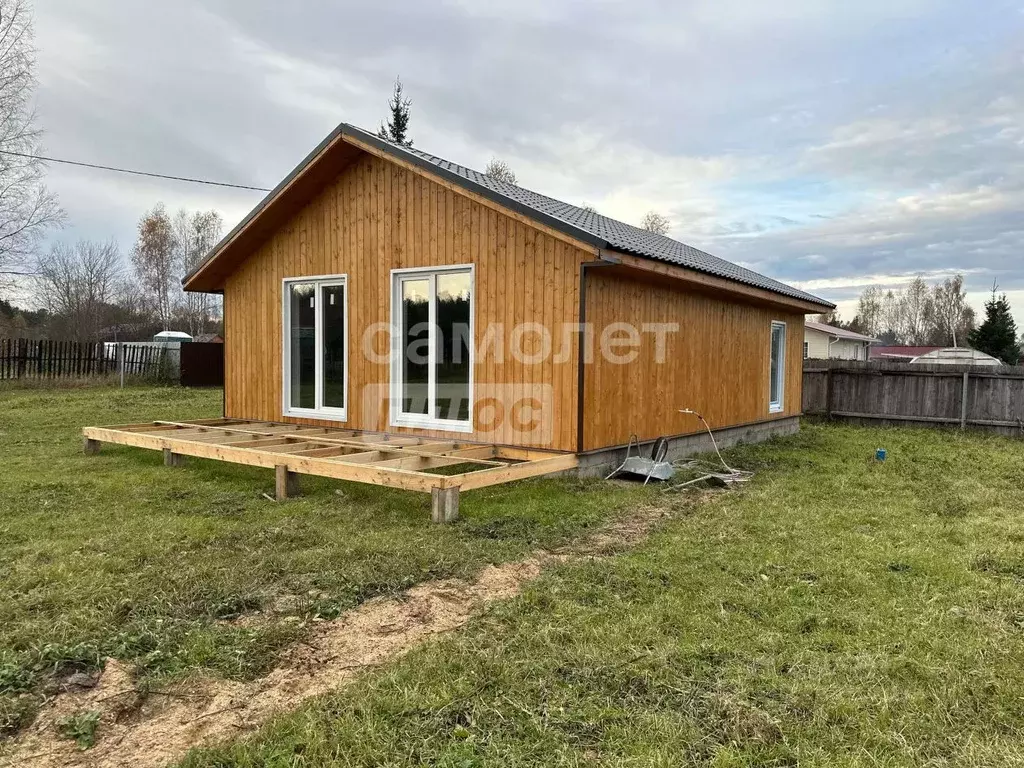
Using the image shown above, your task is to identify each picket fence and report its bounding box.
[0,338,168,381]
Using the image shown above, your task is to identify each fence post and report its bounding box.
[960,370,970,430]
[824,364,833,419]
[120,343,125,388]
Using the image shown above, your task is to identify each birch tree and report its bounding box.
[931,274,974,347]
[131,204,176,330]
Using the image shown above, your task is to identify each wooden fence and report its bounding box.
[803,359,1024,437]
[0,339,168,381]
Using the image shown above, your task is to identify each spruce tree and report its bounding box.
[378,77,412,147]
[968,289,1021,364]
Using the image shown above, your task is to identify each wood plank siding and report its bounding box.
[224,152,592,451]
[579,268,805,451]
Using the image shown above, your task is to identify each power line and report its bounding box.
[0,149,271,192]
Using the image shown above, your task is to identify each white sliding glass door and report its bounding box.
[283,275,348,421]
[391,265,473,432]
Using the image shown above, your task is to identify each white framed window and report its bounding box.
[282,275,348,421]
[769,321,786,413]
[390,265,474,433]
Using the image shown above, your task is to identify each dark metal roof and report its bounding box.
[188,121,833,308]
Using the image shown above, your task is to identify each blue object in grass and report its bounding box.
[875,448,887,461]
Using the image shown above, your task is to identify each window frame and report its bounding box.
[769,320,787,414]
[389,264,475,434]
[281,274,349,422]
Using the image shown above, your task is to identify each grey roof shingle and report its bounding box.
[345,124,831,307]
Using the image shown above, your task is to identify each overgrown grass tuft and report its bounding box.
[0,386,653,738]
[182,424,1024,767]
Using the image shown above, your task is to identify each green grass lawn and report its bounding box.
[0,386,654,738]
[179,422,1024,767]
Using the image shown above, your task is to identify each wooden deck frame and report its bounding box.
[82,419,579,522]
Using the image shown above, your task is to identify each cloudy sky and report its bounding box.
[29,0,1024,322]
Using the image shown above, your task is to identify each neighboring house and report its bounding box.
[804,321,877,360]
[870,345,943,361]
[182,122,833,455]
[193,333,224,344]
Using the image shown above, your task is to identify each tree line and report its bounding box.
[8,205,224,343]
[820,274,1022,364]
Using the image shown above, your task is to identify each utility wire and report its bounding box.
[0,149,271,192]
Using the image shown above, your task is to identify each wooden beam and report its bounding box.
[105,418,244,432]
[288,446,356,458]
[83,437,100,455]
[261,441,329,454]
[372,454,507,471]
[452,453,580,491]
[298,438,502,465]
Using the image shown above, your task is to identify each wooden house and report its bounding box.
[84,123,833,520]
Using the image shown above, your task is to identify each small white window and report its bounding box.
[803,341,809,360]
[390,265,474,432]
[769,321,786,413]
[282,275,348,421]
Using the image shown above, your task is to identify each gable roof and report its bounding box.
[185,122,833,309]
[805,321,879,342]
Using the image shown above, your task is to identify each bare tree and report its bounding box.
[640,210,670,235]
[881,289,905,342]
[109,277,158,340]
[855,286,884,337]
[580,203,598,214]
[0,0,62,286]
[33,240,122,341]
[931,274,974,347]
[172,208,222,336]
[484,158,517,185]
[901,276,934,345]
[131,203,176,330]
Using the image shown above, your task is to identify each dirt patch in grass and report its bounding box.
[2,502,676,768]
